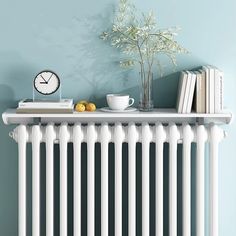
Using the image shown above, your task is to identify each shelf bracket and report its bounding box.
[196,117,205,125]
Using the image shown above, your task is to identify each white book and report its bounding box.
[176,71,188,113]
[202,66,209,113]
[194,71,202,113]
[198,69,206,113]
[219,70,224,111]
[208,66,223,113]
[16,108,74,114]
[182,71,192,113]
[208,66,215,113]
[214,69,221,113]
[186,72,197,113]
[18,99,73,109]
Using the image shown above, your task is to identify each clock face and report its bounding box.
[34,70,60,95]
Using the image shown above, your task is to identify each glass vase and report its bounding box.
[139,70,154,111]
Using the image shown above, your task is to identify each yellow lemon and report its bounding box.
[86,103,96,112]
[75,103,85,112]
[78,100,88,106]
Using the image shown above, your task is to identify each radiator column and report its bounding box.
[155,124,166,236]
[45,124,56,236]
[87,123,96,236]
[73,124,83,236]
[59,124,70,236]
[128,123,138,236]
[209,125,224,236]
[182,124,194,236]
[100,123,110,236]
[114,123,124,236]
[142,123,152,236]
[196,125,207,236]
[32,125,42,236]
[17,125,28,236]
[169,124,180,236]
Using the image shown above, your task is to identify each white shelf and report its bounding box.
[2,109,232,125]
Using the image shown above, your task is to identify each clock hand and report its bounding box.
[40,75,48,83]
[46,73,53,83]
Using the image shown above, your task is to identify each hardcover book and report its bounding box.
[182,71,192,113]
[16,108,74,114]
[186,71,196,113]
[176,71,188,113]
[18,99,73,109]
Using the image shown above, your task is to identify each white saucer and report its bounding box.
[100,107,137,113]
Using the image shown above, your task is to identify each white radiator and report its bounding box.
[10,122,225,236]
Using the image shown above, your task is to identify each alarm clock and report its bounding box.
[34,70,60,95]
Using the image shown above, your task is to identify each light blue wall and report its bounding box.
[0,0,236,235]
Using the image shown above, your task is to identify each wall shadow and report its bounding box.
[95,71,180,108]
[0,84,18,234]
[39,4,133,101]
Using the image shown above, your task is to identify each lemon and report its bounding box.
[86,103,96,112]
[75,103,86,112]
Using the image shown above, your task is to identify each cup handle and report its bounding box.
[128,98,135,107]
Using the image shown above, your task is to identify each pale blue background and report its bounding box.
[0,0,236,235]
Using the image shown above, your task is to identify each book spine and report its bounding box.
[16,108,74,113]
[201,71,206,113]
[18,99,73,108]
[176,72,184,113]
[195,72,200,113]
[179,72,188,113]
[187,73,196,113]
[209,67,215,113]
[194,75,198,112]
[219,71,224,111]
[182,71,192,113]
[203,66,209,113]
[18,104,73,109]
[214,69,220,113]
[198,74,202,112]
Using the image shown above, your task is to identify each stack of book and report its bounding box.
[176,71,196,113]
[176,66,223,113]
[16,99,74,113]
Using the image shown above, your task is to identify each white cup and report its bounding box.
[106,94,135,110]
